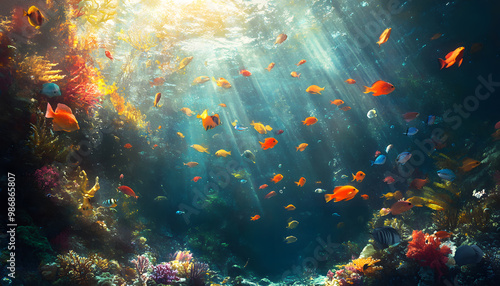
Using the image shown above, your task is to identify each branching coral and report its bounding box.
[108,89,148,130]
[77,0,118,27]
[118,29,159,52]
[131,255,151,284]
[13,54,65,84]
[327,256,382,286]
[457,203,491,233]
[27,112,70,163]
[151,262,179,285]
[56,250,108,285]
[433,208,459,232]
[76,168,100,216]
[188,261,209,286]
[406,230,451,279]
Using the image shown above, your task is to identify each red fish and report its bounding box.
[192,176,202,182]
[149,77,166,87]
[265,191,277,199]
[402,112,419,122]
[324,186,359,203]
[259,184,268,189]
[295,177,306,187]
[410,178,429,190]
[383,176,395,184]
[364,80,395,96]
[105,50,113,60]
[439,47,465,69]
[240,70,252,76]
[381,200,413,215]
[433,231,453,239]
[119,174,124,180]
[331,99,345,106]
[117,185,138,199]
[302,117,318,126]
[259,138,278,150]
[361,194,369,200]
[275,129,284,135]
[495,121,500,129]
[265,62,275,72]
[345,79,356,84]
[45,103,80,132]
[154,92,161,107]
[271,174,283,183]
[124,143,132,149]
[250,215,260,221]
[296,59,306,66]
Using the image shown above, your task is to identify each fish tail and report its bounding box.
[363,86,371,93]
[302,120,306,125]
[23,10,28,17]
[228,151,231,155]
[45,102,55,118]
[370,160,374,166]
[351,173,356,182]
[296,146,299,151]
[438,58,446,69]
[294,181,299,186]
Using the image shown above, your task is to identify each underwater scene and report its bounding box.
[1,0,500,285]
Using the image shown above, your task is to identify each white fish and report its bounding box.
[367,109,377,119]
[386,144,393,153]
[314,188,326,193]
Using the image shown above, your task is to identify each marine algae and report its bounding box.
[14,54,65,84]
[56,250,108,285]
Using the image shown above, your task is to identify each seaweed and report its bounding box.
[27,111,70,163]
[56,250,108,286]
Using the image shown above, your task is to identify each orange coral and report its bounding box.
[347,256,383,276]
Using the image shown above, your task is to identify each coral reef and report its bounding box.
[188,261,209,286]
[131,255,151,285]
[34,165,61,192]
[17,225,55,263]
[77,0,118,27]
[433,208,460,232]
[56,250,109,285]
[76,168,100,216]
[151,262,179,285]
[406,230,451,279]
[326,256,382,286]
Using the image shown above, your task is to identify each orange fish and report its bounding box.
[439,47,465,69]
[192,176,202,182]
[306,85,325,94]
[296,59,306,66]
[197,109,222,131]
[219,103,227,107]
[351,171,365,182]
[363,80,395,96]
[259,138,278,150]
[433,231,453,239]
[376,28,392,46]
[240,70,252,76]
[295,177,306,187]
[149,77,165,87]
[410,178,429,190]
[45,103,80,132]
[265,191,277,199]
[430,33,442,40]
[380,200,413,215]
[152,144,158,149]
[105,50,113,60]
[250,215,261,221]
[23,6,44,28]
[259,184,268,189]
[184,162,199,168]
[291,72,301,78]
[265,62,275,72]
[158,125,162,130]
[124,143,132,149]
[117,185,138,199]
[324,186,359,203]
[153,92,161,107]
[331,99,344,106]
[361,194,369,200]
[302,117,318,126]
[316,181,322,184]
[192,76,210,85]
[177,132,185,138]
[181,107,195,116]
[459,158,480,172]
[380,191,403,200]
[284,204,296,211]
[345,79,356,84]
[213,77,232,88]
[296,143,308,152]
[275,33,287,44]
[340,106,351,111]
[271,174,283,183]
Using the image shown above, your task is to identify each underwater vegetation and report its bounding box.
[27,111,71,163]
[56,250,109,285]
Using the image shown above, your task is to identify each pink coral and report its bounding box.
[406,230,451,279]
[34,165,60,192]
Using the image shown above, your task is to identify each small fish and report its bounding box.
[271,174,284,183]
[302,117,318,126]
[324,185,359,203]
[265,62,275,72]
[380,191,403,201]
[154,196,167,201]
[410,178,429,190]
[192,176,202,182]
[152,144,158,149]
[197,109,222,131]
[407,196,426,207]
[259,138,278,150]
[250,215,260,221]
[383,176,395,184]
[251,121,272,134]
[158,126,162,130]
[340,175,348,179]
[332,213,341,217]
[119,174,124,180]
[380,200,413,215]
[242,150,256,163]
[213,77,232,88]
[240,179,248,184]
[404,127,419,136]
[181,107,195,116]
[371,155,386,166]
[294,177,306,187]
[265,191,277,199]
[315,188,326,193]
[234,124,248,131]
[340,106,351,111]
[176,210,185,215]
[385,144,393,153]
[426,203,445,211]
[427,115,436,125]
[376,28,392,46]
[275,129,284,135]
[124,143,132,149]
[177,132,185,138]
[287,220,299,229]
[259,184,268,189]
[215,150,232,157]
[396,152,412,165]
[184,162,199,168]
[374,150,382,158]
[331,99,345,106]
[284,236,297,244]
[367,109,377,119]
[459,158,481,172]
[275,33,287,44]
[291,71,301,78]
[437,169,456,181]
[178,56,193,70]
[402,112,419,122]
[361,194,369,200]
[345,79,356,84]
[337,222,345,229]
[306,85,325,95]
[296,59,306,66]
[149,77,166,87]
[240,70,252,76]
[439,47,465,69]
[433,231,453,239]
[364,80,395,96]
[351,171,366,182]
[372,226,400,248]
[153,92,161,107]
[192,76,210,85]
[284,204,296,211]
[191,144,209,153]
[102,198,118,208]
[41,83,61,97]
[219,103,227,107]
[105,50,113,60]
[23,6,45,28]
[45,103,80,132]
[117,185,138,199]
[430,33,442,40]
[296,143,308,152]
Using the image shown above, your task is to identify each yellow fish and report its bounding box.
[178,56,193,70]
[154,196,167,201]
[407,196,426,207]
[212,77,232,88]
[284,236,297,244]
[426,203,445,211]
[192,76,210,85]
[251,121,272,134]
[177,132,185,138]
[215,150,231,157]
[191,144,209,153]
[286,220,299,229]
[306,85,325,94]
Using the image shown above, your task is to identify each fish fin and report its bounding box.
[438,58,446,69]
[296,146,299,151]
[324,194,334,203]
[351,174,356,182]
[297,73,301,78]
[55,103,73,114]
[458,58,463,67]
[294,181,300,186]
[363,86,371,93]
[197,109,208,119]
[445,51,454,59]
[228,151,231,155]
[302,120,306,125]
[265,125,272,131]
[45,103,55,118]
[370,161,374,166]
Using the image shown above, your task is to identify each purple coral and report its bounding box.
[131,255,150,282]
[151,262,179,285]
[34,165,60,192]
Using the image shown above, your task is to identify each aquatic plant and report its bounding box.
[13,54,65,84]
[457,202,491,233]
[118,28,159,52]
[56,250,108,285]
[406,230,451,279]
[432,208,459,232]
[108,88,149,131]
[27,112,70,163]
[77,0,118,27]
[151,262,179,285]
[188,261,209,286]
[131,255,151,284]
[34,165,60,192]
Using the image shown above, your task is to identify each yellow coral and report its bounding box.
[76,169,100,216]
[14,54,65,84]
[348,256,383,276]
[78,0,118,28]
[170,260,192,278]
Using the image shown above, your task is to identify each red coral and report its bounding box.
[406,230,451,279]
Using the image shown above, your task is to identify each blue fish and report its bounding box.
[396,152,412,165]
[234,124,248,131]
[240,179,248,184]
[404,127,418,136]
[437,169,456,181]
[427,115,436,125]
[41,83,61,97]
[332,213,341,217]
[371,155,386,166]
[176,210,185,215]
